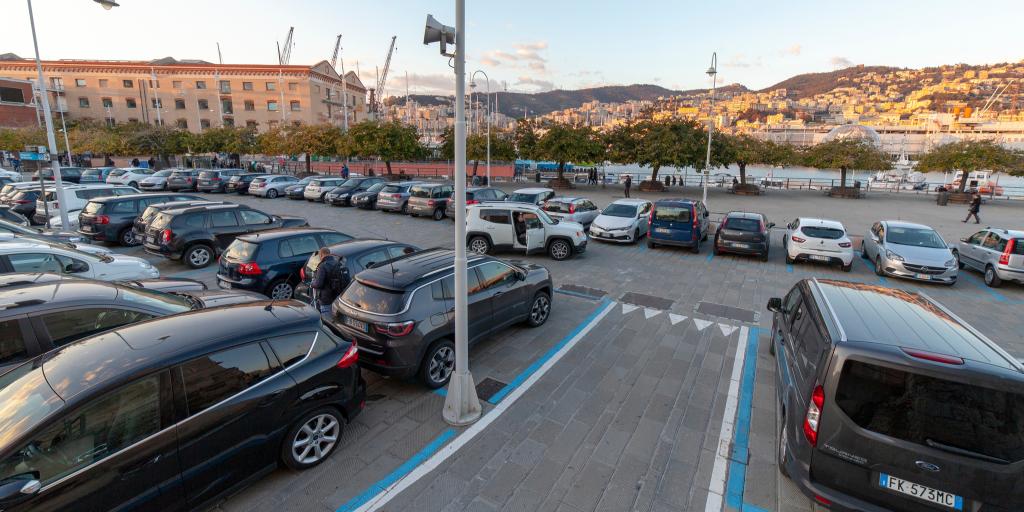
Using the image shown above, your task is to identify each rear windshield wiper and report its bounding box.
[925,438,1009,464]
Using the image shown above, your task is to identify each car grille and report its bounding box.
[902,263,947,275]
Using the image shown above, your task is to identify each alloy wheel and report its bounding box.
[188,247,211,267]
[549,240,570,260]
[291,414,340,465]
[469,237,490,254]
[428,346,455,384]
[530,295,550,325]
[120,229,136,246]
[270,281,294,299]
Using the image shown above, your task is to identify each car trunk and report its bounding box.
[542,200,575,221]
[219,239,261,281]
[335,280,409,353]
[812,355,1023,511]
[651,205,693,242]
[797,226,848,254]
[198,172,220,187]
[78,201,106,233]
[1006,238,1024,271]
[718,217,765,244]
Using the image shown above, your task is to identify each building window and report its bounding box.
[50,77,64,90]
[75,79,86,87]
[244,100,255,111]
[196,81,207,89]
[268,120,279,129]
[151,98,162,108]
[174,98,185,109]
[128,118,138,123]
[200,119,211,129]
[267,100,278,111]
[99,79,109,88]
[126,98,137,109]
[265,82,276,91]
[223,117,234,127]
[288,82,298,92]
[102,97,113,108]
[176,119,188,129]
[123,79,133,88]
[0,87,25,103]
[246,120,258,128]
[148,79,159,89]
[78,97,90,108]
[289,100,301,111]
[197,99,209,110]
[105,118,115,127]
[242,81,253,91]
[172,80,182,89]
[221,99,233,114]
[219,80,230,93]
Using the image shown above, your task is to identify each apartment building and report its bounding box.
[0,55,368,132]
[0,78,37,128]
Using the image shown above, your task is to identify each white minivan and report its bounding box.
[34,184,138,226]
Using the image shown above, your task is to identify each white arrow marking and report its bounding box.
[694,319,713,331]
[668,313,687,325]
[622,304,639,315]
[644,308,661,319]
[719,323,738,337]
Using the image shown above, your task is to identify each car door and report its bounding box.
[173,341,295,508]
[523,212,545,253]
[958,230,988,269]
[463,268,491,342]
[864,222,881,258]
[239,209,279,234]
[0,316,41,375]
[473,261,526,328]
[774,286,810,418]
[638,202,652,232]
[278,234,322,278]
[209,210,245,250]
[978,232,1004,269]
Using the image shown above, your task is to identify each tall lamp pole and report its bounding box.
[702,52,717,206]
[471,70,491,185]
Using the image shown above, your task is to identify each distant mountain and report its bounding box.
[757,65,899,98]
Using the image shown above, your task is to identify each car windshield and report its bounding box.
[170,170,193,177]
[535,209,555,224]
[409,185,435,198]
[381,185,404,193]
[724,217,761,232]
[509,192,539,203]
[297,176,317,185]
[250,178,267,185]
[365,183,385,193]
[140,205,160,221]
[224,239,260,261]
[82,202,104,215]
[81,169,102,178]
[801,226,845,239]
[150,212,172,230]
[342,281,408,314]
[198,171,218,179]
[108,169,127,177]
[119,286,191,313]
[151,170,172,177]
[886,227,946,248]
[0,365,64,448]
[601,204,638,218]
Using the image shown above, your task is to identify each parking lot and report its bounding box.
[89,183,1024,512]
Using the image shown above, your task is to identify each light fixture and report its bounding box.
[423,15,455,57]
[94,0,120,10]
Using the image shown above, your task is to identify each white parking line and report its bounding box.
[704,325,750,512]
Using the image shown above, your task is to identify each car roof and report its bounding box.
[355,248,487,291]
[469,202,538,211]
[253,174,291,179]
[882,220,932,230]
[41,300,320,401]
[237,227,340,242]
[326,238,405,255]
[984,227,1024,238]
[725,211,764,219]
[548,196,586,202]
[55,183,122,190]
[161,203,248,215]
[813,279,1022,371]
[654,198,699,205]
[92,192,196,203]
[796,218,844,230]
[0,280,120,312]
[410,182,444,187]
[0,272,72,289]
[148,200,222,210]
[513,188,553,194]
[0,236,62,251]
[608,198,649,206]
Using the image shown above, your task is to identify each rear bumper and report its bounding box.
[715,239,768,255]
[407,204,437,215]
[216,273,260,290]
[77,227,115,241]
[995,265,1024,283]
[790,246,854,265]
[144,243,181,260]
[326,317,419,380]
[783,456,894,512]
[197,185,222,192]
[378,201,405,212]
[648,234,698,247]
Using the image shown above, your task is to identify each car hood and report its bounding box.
[142,176,166,183]
[186,289,266,308]
[65,241,112,255]
[551,220,585,234]
[122,277,206,293]
[592,215,636,230]
[886,244,953,266]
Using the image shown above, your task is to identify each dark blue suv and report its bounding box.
[217,227,353,299]
[647,199,710,253]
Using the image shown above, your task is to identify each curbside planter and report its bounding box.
[637,180,665,192]
[947,191,973,204]
[732,183,761,196]
[546,177,576,189]
[827,186,864,199]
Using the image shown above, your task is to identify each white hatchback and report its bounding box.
[783,218,854,271]
[106,167,157,188]
[0,238,159,280]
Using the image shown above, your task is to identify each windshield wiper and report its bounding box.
[925,438,1009,464]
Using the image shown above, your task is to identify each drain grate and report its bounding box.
[557,284,607,299]
[694,301,758,323]
[475,377,508,402]
[620,292,674,310]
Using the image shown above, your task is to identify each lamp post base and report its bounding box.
[443,371,482,426]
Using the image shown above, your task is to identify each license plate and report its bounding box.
[343,316,369,332]
[655,228,672,234]
[915,273,931,280]
[809,254,829,262]
[146,235,155,244]
[733,242,750,249]
[218,279,232,289]
[81,224,93,232]
[879,473,962,510]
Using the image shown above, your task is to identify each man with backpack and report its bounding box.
[311,248,349,313]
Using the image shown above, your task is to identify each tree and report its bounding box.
[349,121,423,175]
[916,140,1023,192]
[512,119,539,160]
[284,124,344,174]
[126,125,191,167]
[535,123,603,182]
[440,127,516,177]
[722,134,795,185]
[803,139,890,188]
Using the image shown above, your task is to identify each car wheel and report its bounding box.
[778,416,790,477]
[432,208,445,221]
[984,265,1003,287]
[400,202,408,214]
[548,239,572,261]
[952,250,964,269]
[468,236,491,255]
[691,241,700,254]
[632,228,640,244]
[785,252,795,264]
[860,241,869,259]
[268,279,295,299]
[267,189,279,199]
[841,262,852,272]
[526,292,551,327]
[419,339,455,389]
[647,240,657,249]
[874,257,884,276]
[128,181,138,189]
[280,407,343,470]
[118,227,139,247]
[760,250,769,262]
[184,244,213,269]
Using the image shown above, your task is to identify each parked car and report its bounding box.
[285,175,321,200]
[329,248,551,388]
[303,177,347,202]
[377,181,423,213]
[0,280,262,373]
[78,192,201,246]
[217,227,354,299]
[5,189,45,221]
[508,187,555,206]
[465,203,587,261]
[0,301,364,511]
[0,205,28,226]
[588,199,652,244]
[953,228,1024,287]
[0,231,111,257]
[444,186,508,218]
[351,182,387,209]
[0,272,207,293]
[77,167,116,184]
[132,199,224,242]
[767,278,1023,512]
[0,237,158,280]
[166,168,201,191]
[225,173,269,194]
[0,182,39,204]
[540,196,601,228]
[0,177,15,188]
[646,199,710,253]
[784,218,854,271]
[249,174,299,198]
[196,168,245,192]
[143,203,307,268]
[138,169,174,190]
[294,239,421,304]
[32,166,83,183]
[407,183,454,220]
[861,220,958,284]
[1,218,88,245]
[0,168,20,180]
[325,177,386,207]
[105,167,157,188]
[713,211,773,261]
[33,184,138,225]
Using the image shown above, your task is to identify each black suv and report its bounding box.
[132,199,225,242]
[143,203,307,268]
[767,278,1023,512]
[217,227,354,299]
[293,239,421,304]
[0,279,262,374]
[325,177,386,206]
[225,173,269,194]
[0,301,364,512]
[78,192,200,246]
[329,248,553,388]
[713,211,773,261]
[196,168,244,193]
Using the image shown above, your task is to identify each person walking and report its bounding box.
[131,157,140,167]
[148,157,156,170]
[962,193,982,224]
[624,174,632,198]
[341,163,350,179]
[310,248,346,313]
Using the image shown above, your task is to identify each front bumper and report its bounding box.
[326,195,350,206]
[138,182,164,190]
[589,227,635,243]
[882,260,957,283]
[574,239,588,254]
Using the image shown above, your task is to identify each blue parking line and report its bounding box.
[960,273,1009,303]
[706,252,714,262]
[856,252,887,284]
[335,428,457,512]
[725,327,765,512]
[786,264,794,273]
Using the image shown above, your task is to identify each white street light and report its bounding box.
[470,70,491,185]
[424,10,480,426]
[94,0,119,9]
[702,52,717,206]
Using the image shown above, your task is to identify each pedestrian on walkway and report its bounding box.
[624,174,632,198]
[963,193,982,224]
[311,248,346,313]
[148,157,156,170]
[341,163,350,179]
[131,157,140,167]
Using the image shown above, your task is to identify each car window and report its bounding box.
[341,282,408,314]
[280,235,321,259]
[209,211,238,228]
[0,319,27,366]
[41,308,155,347]
[723,217,761,232]
[409,185,432,198]
[966,231,987,245]
[320,232,353,246]
[521,212,542,229]
[239,210,271,225]
[107,200,137,214]
[8,253,63,274]
[791,302,828,373]
[356,249,390,269]
[183,213,207,228]
[225,240,260,260]
[474,261,517,290]
[982,233,1002,250]
[480,209,510,224]
[0,374,162,485]
[465,268,485,294]
[801,226,844,239]
[267,332,316,367]
[653,206,690,222]
[782,286,802,327]
[387,245,416,259]
[180,343,278,416]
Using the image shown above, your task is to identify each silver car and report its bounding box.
[588,199,652,244]
[541,197,601,228]
[376,181,423,213]
[138,169,174,190]
[303,177,346,202]
[249,174,299,198]
[954,228,1024,287]
[861,220,958,284]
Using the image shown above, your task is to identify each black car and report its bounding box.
[767,279,1024,512]
[78,192,201,246]
[0,301,364,512]
[132,199,225,242]
[0,206,27,225]
[351,182,386,209]
[0,280,262,374]
[0,219,86,246]
[31,167,83,184]
[143,203,307,268]
[285,175,321,200]
[196,168,244,193]
[293,239,421,304]
[713,211,773,261]
[329,248,552,388]
[445,187,509,218]
[225,173,269,194]
[325,177,386,206]
[5,189,41,220]
[217,227,354,299]
[166,169,201,191]
[0,272,208,293]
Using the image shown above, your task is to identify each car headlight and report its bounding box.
[945,258,956,268]
[885,249,904,262]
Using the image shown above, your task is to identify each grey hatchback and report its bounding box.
[953,228,1024,287]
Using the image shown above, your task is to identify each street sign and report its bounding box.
[24,145,46,154]
[19,152,50,161]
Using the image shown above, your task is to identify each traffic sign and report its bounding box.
[19,152,50,161]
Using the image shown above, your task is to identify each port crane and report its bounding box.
[368,36,396,119]
[326,34,350,130]
[275,27,294,121]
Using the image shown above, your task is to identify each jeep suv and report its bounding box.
[465,203,588,261]
[328,248,552,388]
[767,278,1024,512]
[196,168,244,192]
[143,203,307,268]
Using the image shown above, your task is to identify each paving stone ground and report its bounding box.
[102,183,1023,512]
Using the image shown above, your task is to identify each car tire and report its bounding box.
[952,250,964,269]
[400,203,408,214]
[777,416,790,477]
[984,265,1003,287]
[860,241,869,259]
[280,406,343,471]
[691,242,700,254]
[468,236,491,255]
[118,227,139,247]
[760,250,769,262]
[419,339,455,389]
[267,189,279,199]
[548,239,572,261]
[128,181,138,189]
[268,278,295,299]
[526,291,551,327]
[785,252,795,264]
[184,244,214,269]
[647,240,657,249]
[632,228,640,244]
[841,262,852,272]
[432,208,445,221]
[874,257,884,276]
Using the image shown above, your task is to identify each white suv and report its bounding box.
[106,167,157,188]
[783,217,854,271]
[34,184,138,226]
[465,203,588,261]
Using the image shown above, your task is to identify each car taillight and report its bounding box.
[337,343,359,368]
[185,177,192,182]
[160,229,172,244]
[569,203,576,214]
[803,385,824,446]
[466,199,479,205]
[427,199,436,207]
[95,215,110,225]
[901,347,964,365]
[838,242,851,248]
[791,235,806,243]
[999,239,1015,265]
[211,177,221,181]
[14,200,30,204]
[692,210,698,229]
[373,321,415,337]
[238,262,262,275]
[300,267,306,280]
[759,219,765,232]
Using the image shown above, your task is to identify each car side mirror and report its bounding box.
[0,477,40,507]
[767,222,775,229]
[767,297,783,312]
[703,211,709,218]
[516,270,527,281]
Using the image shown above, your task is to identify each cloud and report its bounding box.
[724,54,762,68]
[780,44,801,56]
[478,41,548,71]
[402,72,455,95]
[514,41,548,51]
[528,61,547,72]
[515,76,555,91]
[480,56,501,67]
[830,56,854,68]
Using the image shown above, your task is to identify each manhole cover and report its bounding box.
[694,302,758,323]
[620,292,674,310]
[475,377,508,402]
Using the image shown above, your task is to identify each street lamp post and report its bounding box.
[702,52,717,206]
[471,70,491,185]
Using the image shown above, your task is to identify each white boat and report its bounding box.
[952,170,1004,195]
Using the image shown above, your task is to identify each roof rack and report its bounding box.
[178,203,243,214]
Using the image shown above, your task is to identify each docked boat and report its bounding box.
[951,170,1005,195]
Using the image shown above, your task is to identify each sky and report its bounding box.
[7,0,1023,96]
